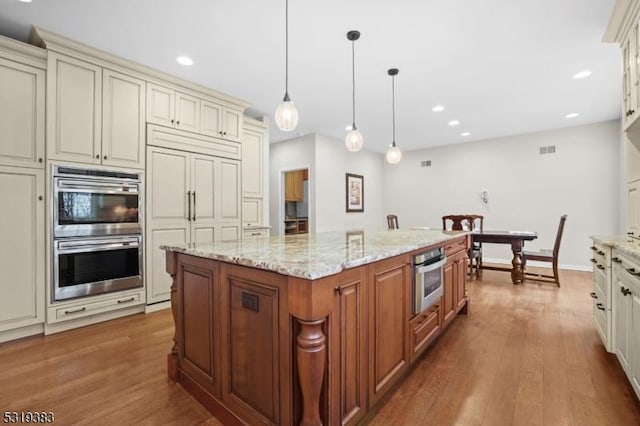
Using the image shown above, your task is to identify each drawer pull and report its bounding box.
[597,250,605,255]
[64,307,86,315]
[590,258,597,263]
[251,232,261,236]
[596,264,605,270]
[621,287,632,296]
[596,303,605,311]
[117,297,136,304]
[625,267,640,277]
[590,292,597,299]
[590,246,597,251]
[612,257,622,263]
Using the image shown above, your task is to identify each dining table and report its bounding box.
[472,230,538,284]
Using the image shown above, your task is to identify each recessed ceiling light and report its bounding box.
[176,56,194,66]
[17,0,32,3]
[461,132,471,136]
[572,70,592,79]
[565,112,579,119]
[448,120,460,127]
[432,105,445,112]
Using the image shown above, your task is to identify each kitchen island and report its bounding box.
[162,229,470,425]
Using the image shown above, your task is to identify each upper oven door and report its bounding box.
[54,177,141,238]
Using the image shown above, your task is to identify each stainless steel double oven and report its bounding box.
[52,166,143,302]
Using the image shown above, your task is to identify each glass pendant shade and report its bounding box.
[275,98,299,131]
[386,144,402,164]
[345,128,364,152]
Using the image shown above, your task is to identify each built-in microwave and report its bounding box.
[413,247,446,315]
[52,166,142,238]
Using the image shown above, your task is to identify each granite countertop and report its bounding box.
[162,229,468,280]
[590,235,640,261]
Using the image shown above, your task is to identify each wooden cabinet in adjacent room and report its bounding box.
[0,166,45,337]
[146,140,241,305]
[285,170,306,202]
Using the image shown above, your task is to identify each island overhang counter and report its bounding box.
[162,229,470,425]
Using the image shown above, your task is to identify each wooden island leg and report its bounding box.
[296,318,327,426]
[166,252,179,382]
[510,240,524,284]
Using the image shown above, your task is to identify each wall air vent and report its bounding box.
[539,145,556,155]
[421,160,432,167]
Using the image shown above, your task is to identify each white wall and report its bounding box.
[314,134,385,232]
[269,134,315,234]
[382,120,621,269]
[269,133,385,234]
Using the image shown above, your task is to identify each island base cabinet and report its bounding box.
[367,256,411,407]
[410,305,441,362]
[219,264,290,426]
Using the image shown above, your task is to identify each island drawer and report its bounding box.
[410,305,441,361]
[444,236,467,257]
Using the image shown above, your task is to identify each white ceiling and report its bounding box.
[0,0,622,154]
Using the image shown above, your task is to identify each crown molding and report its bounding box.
[30,26,251,110]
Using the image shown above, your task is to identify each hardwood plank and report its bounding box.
[1,268,639,425]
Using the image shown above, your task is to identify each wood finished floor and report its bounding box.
[1,268,639,425]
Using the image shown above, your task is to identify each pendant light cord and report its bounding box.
[285,0,289,98]
[352,40,356,128]
[392,74,396,146]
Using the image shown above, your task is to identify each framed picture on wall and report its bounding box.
[346,173,364,213]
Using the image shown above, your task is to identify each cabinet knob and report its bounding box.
[38,158,43,163]
[176,121,180,125]
[171,119,175,124]
[596,303,605,311]
[223,131,227,136]
[38,195,43,201]
[95,154,100,159]
[103,155,107,160]
[590,292,597,299]
[219,131,223,135]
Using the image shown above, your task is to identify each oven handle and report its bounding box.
[415,258,446,274]
[57,179,139,194]
[56,238,140,254]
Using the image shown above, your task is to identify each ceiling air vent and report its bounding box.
[539,145,556,155]
[421,160,432,167]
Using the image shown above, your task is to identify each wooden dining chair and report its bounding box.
[467,215,484,279]
[442,215,482,280]
[387,215,399,229]
[523,214,567,287]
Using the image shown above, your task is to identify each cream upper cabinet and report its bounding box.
[47,52,102,164]
[175,92,200,133]
[242,124,264,198]
[0,166,44,333]
[146,83,175,127]
[201,100,243,142]
[0,58,45,169]
[102,69,146,169]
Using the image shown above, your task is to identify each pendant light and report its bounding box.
[345,30,364,152]
[385,68,402,164]
[274,0,299,131]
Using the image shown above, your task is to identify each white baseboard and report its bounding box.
[482,257,592,272]
[145,300,171,313]
[0,323,44,344]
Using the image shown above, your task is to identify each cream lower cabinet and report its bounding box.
[146,145,241,304]
[0,57,45,169]
[47,52,145,169]
[0,166,44,335]
[612,250,640,400]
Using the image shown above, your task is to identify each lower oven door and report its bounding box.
[53,235,143,302]
[414,258,446,314]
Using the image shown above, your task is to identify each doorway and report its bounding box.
[282,168,309,235]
